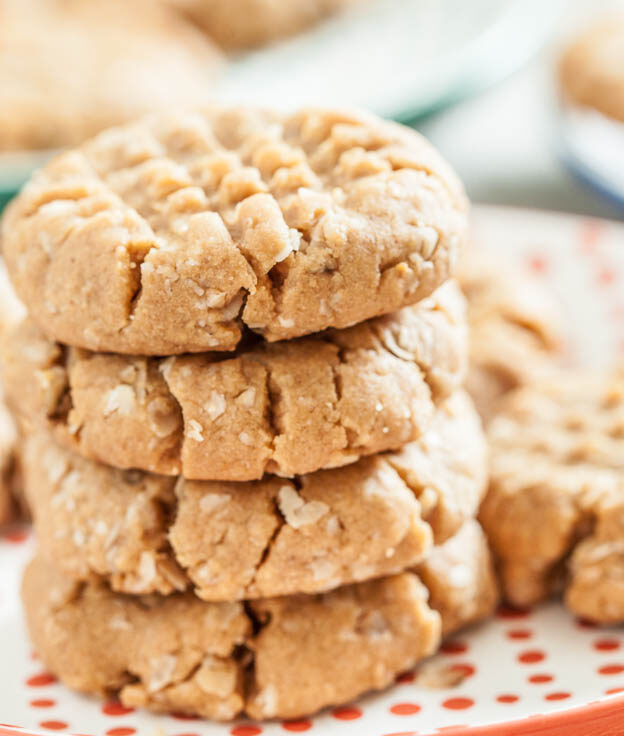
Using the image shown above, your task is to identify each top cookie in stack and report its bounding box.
[2,107,495,721]
[2,107,466,355]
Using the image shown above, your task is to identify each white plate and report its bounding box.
[2,205,624,736]
[218,0,564,121]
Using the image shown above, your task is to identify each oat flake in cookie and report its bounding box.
[22,391,487,600]
[3,281,466,480]
[481,369,624,623]
[2,107,467,355]
[22,521,496,720]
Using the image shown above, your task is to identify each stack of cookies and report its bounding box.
[0,107,497,720]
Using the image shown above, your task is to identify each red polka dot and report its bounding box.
[440,640,468,655]
[497,694,519,704]
[390,703,421,716]
[529,674,553,684]
[106,728,136,736]
[26,673,57,687]
[230,727,262,736]
[518,650,545,664]
[598,268,616,286]
[332,706,362,720]
[545,692,571,701]
[442,698,474,710]
[599,664,624,675]
[579,220,603,252]
[594,639,621,652]
[527,255,547,274]
[281,722,312,733]
[605,687,624,695]
[507,629,532,640]
[30,699,56,708]
[497,605,531,620]
[452,663,476,678]
[576,617,598,629]
[396,671,415,684]
[102,702,135,717]
[39,722,68,731]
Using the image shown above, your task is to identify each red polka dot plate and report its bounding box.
[2,205,624,736]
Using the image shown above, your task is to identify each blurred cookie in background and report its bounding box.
[0,0,222,151]
[559,15,624,124]
[167,0,365,51]
[459,250,563,423]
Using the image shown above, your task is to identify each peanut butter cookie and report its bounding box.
[22,521,496,720]
[0,0,222,151]
[559,16,624,123]
[2,108,467,354]
[3,281,466,479]
[481,370,624,622]
[459,251,562,422]
[168,0,362,51]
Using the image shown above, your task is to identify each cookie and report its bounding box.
[3,281,467,480]
[0,0,222,151]
[2,107,467,355]
[559,16,624,123]
[22,520,496,720]
[458,250,562,422]
[23,390,486,599]
[0,396,18,526]
[480,370,624,622]
[0,267,22,526]
[168,0,362,50]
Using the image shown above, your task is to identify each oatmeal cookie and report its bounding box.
[2,281,466,479]
[459,250,562,422]
[481,370,624,622]
[559,16,624,123]
[23,391,486,600]
[0,0,222,151]
[2,107,467,354]
[168,0,362,51]
[22,522,495,720]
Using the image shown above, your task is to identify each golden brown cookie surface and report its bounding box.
[2,108,467,354]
